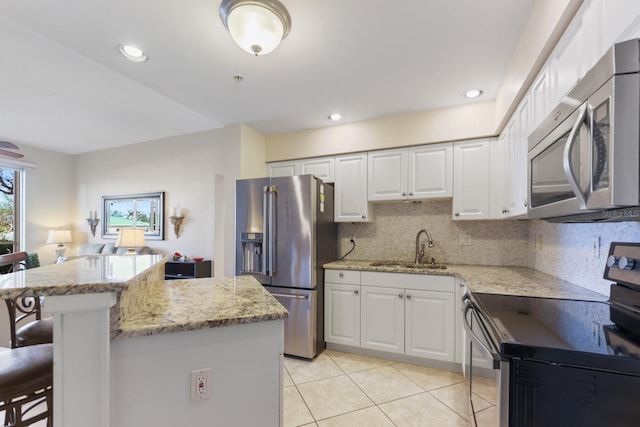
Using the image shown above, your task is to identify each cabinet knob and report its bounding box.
[406,293,412,299]
[398,293,403,298]
[523,200,528,207]
[402,192,406,196]
[361,215,366,219]
[454,212,460,217]
[354,289,359,295]
[409,192,413,196]
[339,272,344,278]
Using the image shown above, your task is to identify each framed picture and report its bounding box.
[102,192,165,240]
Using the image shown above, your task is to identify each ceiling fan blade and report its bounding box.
[0,148,24,159]
[0,141,19,150]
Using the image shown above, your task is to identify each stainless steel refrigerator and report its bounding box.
[235,174,337,359]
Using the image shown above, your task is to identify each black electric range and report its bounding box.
[471,242,640,375]
[465,242,640,427]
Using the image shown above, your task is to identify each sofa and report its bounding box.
[77,243,154,256]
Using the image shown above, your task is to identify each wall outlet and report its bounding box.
[537,234,543,250]
[458,234,472,246]
[190,368,212,400]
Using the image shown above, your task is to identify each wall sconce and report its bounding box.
[170,203,185,238]
[86,210,99,237]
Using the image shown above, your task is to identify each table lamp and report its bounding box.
[116,229,146,255]
[46,229,72,261]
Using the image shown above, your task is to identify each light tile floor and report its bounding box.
[284,350,497,427]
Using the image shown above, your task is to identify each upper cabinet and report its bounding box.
[267,156,335,182]
[367,143,452,202]
[267,160,299,178]
[300,157,335,183]
[452,139,491,220]
[334,153,371,222]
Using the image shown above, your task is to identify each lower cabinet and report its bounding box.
[325,270,456,363]
[361,286,405,353]
[325,282,361,346]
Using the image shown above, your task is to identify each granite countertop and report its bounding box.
[0,254,167,299]
[113,275,288,339]
[324,260,608,301]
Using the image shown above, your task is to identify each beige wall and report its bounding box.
[75,125,250,277]
[19,145,76,265]
[266,102,496,162]
[264,0,582,162]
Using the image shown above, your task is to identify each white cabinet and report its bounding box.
[367,143,452,202]
[361,286,405,354]
[452,139,491,220]
[334,153,371,222]
[325,270,456,363]
[408,144,453,199]
[267,157,334,182]
[300,157,335,182]
[368,148,407,201]
[267,160,299,177]
[325,282,361,346]
[489,135,509,219]
[508,97,530,218]
[405,289,455,360]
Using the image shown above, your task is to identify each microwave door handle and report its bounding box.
[563,104,588,209]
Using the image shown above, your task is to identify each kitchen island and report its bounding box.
[0,255,287,427]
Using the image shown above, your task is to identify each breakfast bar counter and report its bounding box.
[1,255,287,427]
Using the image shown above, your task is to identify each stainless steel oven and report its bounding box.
[528,38,640,220]
[462,294,509,427]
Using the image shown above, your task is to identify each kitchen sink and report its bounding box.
[369,261,402,267]
[369,261,447,270]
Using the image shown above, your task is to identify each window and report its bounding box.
[0,167,21,254]
[102,192,165,240]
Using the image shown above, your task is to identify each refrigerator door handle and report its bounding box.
[262,185,277,277]
[262,186,270,276]
[268,185,277,275]
[269,293,309,300]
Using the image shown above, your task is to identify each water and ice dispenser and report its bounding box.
[240,232,263,274]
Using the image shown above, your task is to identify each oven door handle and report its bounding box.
[463,302,502,369]
[563,103,589,210]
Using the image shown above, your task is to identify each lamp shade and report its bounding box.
[220,0,291,56]
[116,229,146,248]
[46,229,72,245]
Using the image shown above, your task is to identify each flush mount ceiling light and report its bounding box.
[117,45,148,62]
[219,0,291,56]
[328,113,342,121]
[464,89,483,99]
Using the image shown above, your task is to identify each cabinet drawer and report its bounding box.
[361,271,454,292]
[325,269,361,285]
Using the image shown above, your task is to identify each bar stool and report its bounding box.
[0,344,53,426]
[0,252,53,349]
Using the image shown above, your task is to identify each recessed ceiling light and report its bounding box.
[464,89,483,99]
[328,113,342,121]
[118,45,148,63]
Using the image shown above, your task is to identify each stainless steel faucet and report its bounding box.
[415,229,435,263]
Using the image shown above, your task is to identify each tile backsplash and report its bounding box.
[338,201,529,266]
[528,220,640,296]
[337,200,640,297]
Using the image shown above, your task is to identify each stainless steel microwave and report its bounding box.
[527,38,640,221]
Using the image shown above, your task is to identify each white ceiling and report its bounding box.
[0,0,534,155]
